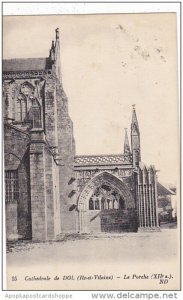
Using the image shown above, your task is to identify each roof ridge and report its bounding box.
[3,57,47,61]
[158,182,176,195]
[75,153,131,158]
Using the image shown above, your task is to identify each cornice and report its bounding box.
[3,69,53,80]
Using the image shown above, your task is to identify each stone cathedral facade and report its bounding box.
[3,29,159,241]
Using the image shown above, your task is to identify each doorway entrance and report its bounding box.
[77,171,138,233]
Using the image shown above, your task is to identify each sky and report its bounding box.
[3,14,179,186]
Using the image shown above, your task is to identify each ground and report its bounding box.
[6,228,180,291]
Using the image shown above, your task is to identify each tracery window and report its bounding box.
[89,184,125,211]
[89,198,94,210]
[17,94,27,121]
[119,197,125,209]
[107,199,110,209]
[16,81,37,122]
[32,102,42,128]
[101,198,105,210]
[5,170,19,203]
[95,199,100,210]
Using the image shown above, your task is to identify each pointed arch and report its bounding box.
[20,81,35,96]
[5,152,21,170]
[77,171,138,233]
[77,171,135,210]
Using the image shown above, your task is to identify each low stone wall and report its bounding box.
[101,209,138,232]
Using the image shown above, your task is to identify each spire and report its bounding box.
[131,104,139,133]
[124,128,131,154]
[49,40,55,61]
[131,105,141,167]
[54,28,61,81]
[55,28,60,54]
[56,28,59,39]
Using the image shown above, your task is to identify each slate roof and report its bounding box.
[3,57,49,72]
[74,154,133,166]
[157,182,176,196]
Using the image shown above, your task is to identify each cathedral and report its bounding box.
[3,29,160,241]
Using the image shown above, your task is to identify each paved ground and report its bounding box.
[6,228,180,290]
[7,228,179,265]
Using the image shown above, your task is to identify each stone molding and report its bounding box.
[74,154,133,166]
[3,70,53,80]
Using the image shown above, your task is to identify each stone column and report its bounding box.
[29,129,47,241]
[151,184,155,226]
[154,173,159,227]
[145,184,149,227]
[142,180,147,228]
[138,184,142,227]
[44,148,56,240]
[148,171,153,227]
[78,203,83,233]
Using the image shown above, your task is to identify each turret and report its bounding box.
[49,41,55,61]
[48,28,61,82]
[131,105,141,167]
[124,128,131,155]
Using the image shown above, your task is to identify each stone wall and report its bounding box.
[56,79,77,233]
[4,124,30,161]
[29,130,61,241]
[3,81,15,120]
[6,202,18,240]
[17,150,32,239]
[78,208,138,233]
[44,145,60,239]
[29,139,47,241]
[101,209,138,232]
[4,72,63,241]
[44,75,58,147]
[4,124,31,240]
[81,210,101,233]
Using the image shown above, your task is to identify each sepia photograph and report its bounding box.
[2,12,180,291]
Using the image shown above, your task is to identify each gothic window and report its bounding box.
[101,198,105,210]
[134,150,139,163]
[21,98,27,120]
[89,198,94,210]
[17,94,27,121]
[119,197,125,209]
[32,100,42,128]
[16,88,42,128]
[95,199,100,210]
[107,199,110,209]
[16,82,38,122]
[109,199,113,209]
[17,99,21,121]
[113,199,119,209]
[28,95,34,111]
[88,185,123,211]
[87,179,130,212]
[94,188,100,197]
[5,170,19,202]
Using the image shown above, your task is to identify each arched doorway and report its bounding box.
[77,172,138,233]
[88,184,125,211]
